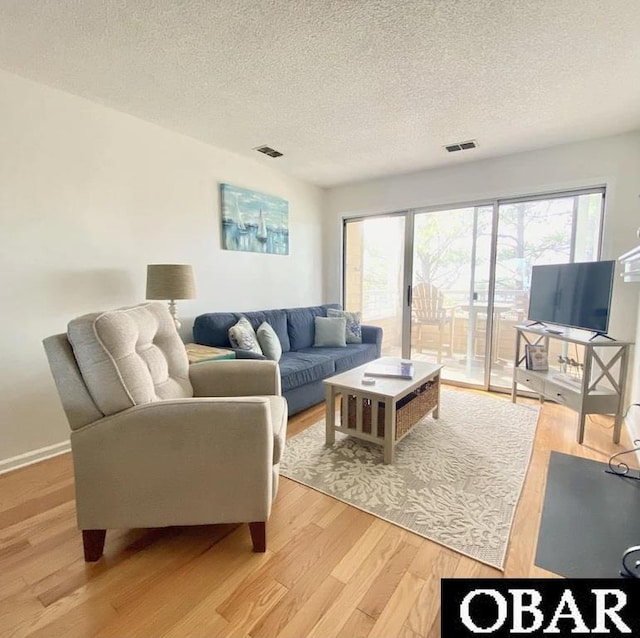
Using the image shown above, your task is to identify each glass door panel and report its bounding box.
[411,206,493,386]
[344,215,405,357]
[490,191,605,389]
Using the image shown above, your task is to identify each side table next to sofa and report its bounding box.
[185,343,236,364]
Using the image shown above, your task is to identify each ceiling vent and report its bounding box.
[255,145,283,158]
[445,140,478,153]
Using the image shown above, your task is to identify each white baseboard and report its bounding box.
[0,441,71,475]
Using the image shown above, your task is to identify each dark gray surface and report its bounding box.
[535,451,640,578]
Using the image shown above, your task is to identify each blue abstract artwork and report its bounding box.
[220,183,289,255]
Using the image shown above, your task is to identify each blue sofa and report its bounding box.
[193,304,382,415]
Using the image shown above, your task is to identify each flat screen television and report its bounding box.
[527,260,615,334]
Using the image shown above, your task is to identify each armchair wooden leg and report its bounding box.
[82,529,106,562]
[248,521,266,552]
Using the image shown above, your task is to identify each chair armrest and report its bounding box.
[189,359,281,397]
[71,398,275,528]
[75,397,274,437]
[361,325,383,357]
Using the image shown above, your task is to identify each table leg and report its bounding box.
[613,414,622,444]
[577,409,586,444]
[325,385,335,446]
[433,374,440,419]
[383,398,395,464]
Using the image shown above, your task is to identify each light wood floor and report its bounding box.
[0,388,633,638]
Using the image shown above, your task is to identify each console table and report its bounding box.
[511,325,632,444]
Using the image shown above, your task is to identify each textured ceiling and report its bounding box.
[0,0,639,186]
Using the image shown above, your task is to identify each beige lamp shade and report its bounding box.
[146,264,196,301]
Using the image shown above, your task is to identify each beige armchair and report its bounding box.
[43,302,287,561]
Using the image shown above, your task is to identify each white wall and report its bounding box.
[325,132,640,440]
[0,69,324,465]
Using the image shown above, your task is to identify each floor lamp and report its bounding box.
[146,264,196,330]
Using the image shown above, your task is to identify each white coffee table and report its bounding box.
[324,357,443,464]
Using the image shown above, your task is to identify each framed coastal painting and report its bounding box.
[220,183,289,255]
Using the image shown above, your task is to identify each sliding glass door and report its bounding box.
[343,214,405,357]
[343,187,605,391]
[489,190,605,389]
[411,205,493,385]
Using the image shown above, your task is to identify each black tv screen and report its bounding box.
[527,260,615,333]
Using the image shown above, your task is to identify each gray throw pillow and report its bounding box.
[314,316,347,347]
[327,308,362,343]
[228,316,263,355]
[257,321,282,361]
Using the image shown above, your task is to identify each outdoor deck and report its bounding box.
[369,314,575,390]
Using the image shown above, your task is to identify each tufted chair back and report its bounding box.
[65,302,192,416]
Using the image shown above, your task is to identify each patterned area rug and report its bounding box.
[280,389,539,569]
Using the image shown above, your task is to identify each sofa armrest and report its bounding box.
[71,397,275,528]
[232,349,267,360]
[189,359,281,397]
[361,324,383,357]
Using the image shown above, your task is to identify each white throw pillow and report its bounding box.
[257,322,282,361]
[228,316,263,355]
[327,308,362,344]
[313,316,347,347]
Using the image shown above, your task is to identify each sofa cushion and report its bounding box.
[313,316,347,347]
[67,302,192,416]
[193,312,238,347]
[298,343,379,373]
[278,351,335,392]
[193,309,290,352]
[238,309,290,352]
[286,304,341,351]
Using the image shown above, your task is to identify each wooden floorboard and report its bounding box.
[0,386,634,637]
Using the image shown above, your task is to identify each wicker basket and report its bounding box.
[344,379,438,440]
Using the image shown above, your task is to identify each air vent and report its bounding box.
[445,140,478,153]
[255,145,283,158]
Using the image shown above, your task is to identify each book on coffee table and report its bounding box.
[364,360,414,380]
